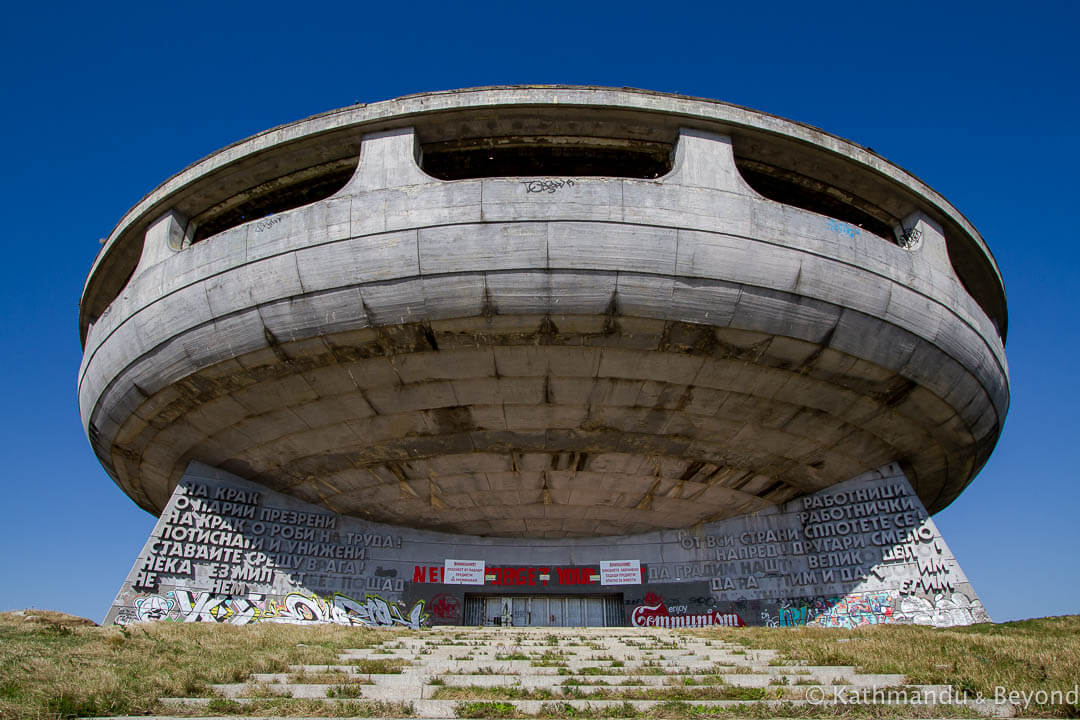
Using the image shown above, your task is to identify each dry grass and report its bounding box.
[694,614,1080,717]
[3,610,1079,719]
[453,699,973,718]
[435,685,559,700]
[436,685,769,701]
[0,610,390,719]
[1,611,96,628]
[287,669,370,684]
[202,697,414,716]
[341,657,406,673]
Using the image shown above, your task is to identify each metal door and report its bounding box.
[585,597,604,626]
[548,597,564,626]
[485,597,503,625]
[463,595,483,626]
[512,597,528,626]
[565,597,583,626]
[526,597,544,626]
[604,595,624,626]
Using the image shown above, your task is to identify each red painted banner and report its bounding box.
[412,564,646,586]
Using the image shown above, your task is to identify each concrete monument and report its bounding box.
[79,87,1007,628]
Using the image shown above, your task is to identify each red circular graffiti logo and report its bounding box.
[429,593,461,620]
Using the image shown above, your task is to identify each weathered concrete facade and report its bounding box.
[80,87,1006,626]
[107,461,988,628]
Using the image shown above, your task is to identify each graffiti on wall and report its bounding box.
[114,590,428,629]
[522,179,576,194]
[631,592,743,628]
[134,594,174,622]
[806,591,895,628]
[826,217,860,239]
[760,591,896,629]
[428,593,462,620]
[757,591,989,629]
[896,592,989,627]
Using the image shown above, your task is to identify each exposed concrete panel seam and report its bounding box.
[110,355,952,509]
[79,218,1006,397]
[80,300,1004,464]
[83,285,1003,476]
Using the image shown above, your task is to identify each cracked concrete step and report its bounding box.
[431,671,909,689]
[208,681,928,702]
[409,650,737,660]
[286,664,406,673]
[412,654,757,664]
[337,650,418,658]
[413,663,768,674]
[160,695,977,719]
[153,627,1006,719]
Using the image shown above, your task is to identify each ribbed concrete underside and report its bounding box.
[81,119,1008,535]
[108,312,977,538]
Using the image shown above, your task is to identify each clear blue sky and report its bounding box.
[1,0,1076,624]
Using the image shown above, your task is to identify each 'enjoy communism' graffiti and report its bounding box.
[631,593,744,628]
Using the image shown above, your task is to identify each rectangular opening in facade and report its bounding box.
[463,593,625,627]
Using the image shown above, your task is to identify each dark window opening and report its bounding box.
[734,158,896,242]
[734,158,1006,338]
[192,161,357,243]
[421,136,673,180]
[943,232,1008,339]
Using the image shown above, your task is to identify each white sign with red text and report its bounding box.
[443,559,486,585]
[600,559,641,585]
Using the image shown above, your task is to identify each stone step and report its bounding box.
[421,649,735,658]
[210,683,341,699]
[288,663,391,673]
[210,676,953,702]
[433,671,909,689]
[249,672,361,683]
[338,649,417,658]
[412,658,770,673]
[154,625,1007,718]
[208,681,890,702]
[369,651,749,663]
[161,694,979,719]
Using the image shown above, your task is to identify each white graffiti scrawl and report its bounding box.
[896,592,990,627]
[117,589,428,629]
[134,594,174,622]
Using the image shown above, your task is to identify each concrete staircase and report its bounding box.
[160,626,1005,717]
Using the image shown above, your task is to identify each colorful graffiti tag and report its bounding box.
[631,593,743,628]
[115,590,428,629]
[760,592,896,629]
[806,591,894,628]
[758,590,990,629]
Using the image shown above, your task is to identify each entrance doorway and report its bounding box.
[463,594,624,627]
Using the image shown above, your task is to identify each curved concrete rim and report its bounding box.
[80,85,1005,337]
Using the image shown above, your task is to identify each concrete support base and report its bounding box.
[106,461,988,629]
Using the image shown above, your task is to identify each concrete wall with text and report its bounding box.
[106,461,988,629]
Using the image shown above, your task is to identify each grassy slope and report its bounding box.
[1,611,1078,719]
[695,616,1080,716]
[0,610,391,719]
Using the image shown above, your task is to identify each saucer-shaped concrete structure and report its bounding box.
[89,87,1007,629]
[80,86,1007,544]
